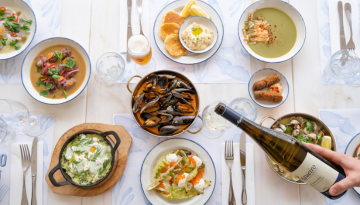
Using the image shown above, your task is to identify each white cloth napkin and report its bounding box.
[9,142,43,205]
[222,142,255,205]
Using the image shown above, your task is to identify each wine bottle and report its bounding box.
[214,103,346,200]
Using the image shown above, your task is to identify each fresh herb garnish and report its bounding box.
[44,82,53,90]
[63,90,67,99]
[14,45,20,50]
[98,158,111,175]
[9,40,18,46]
[294,135,312,143]
[72,160,82,165]
[36,66,40,73]
[305,120,313,132]
[285,126,292,135]
[6,16,15,22]
[64,57,76,69]
[36,79,43,87]
[20,25,30,31]
[52,74,60,80]
[4,22,20,33]
[52,95,56,99]
[317,135,322,143]
[53,51,64,61]
[74,150,85,155]
[78,171,87,180]
[19,18,32,25]
[39,90,48,97]
[90,148,102,161]
[79,138,92,147]
[0,38,6,46]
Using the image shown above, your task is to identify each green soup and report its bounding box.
[247,8,297,58]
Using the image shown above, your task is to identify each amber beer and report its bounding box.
[128,34,152,65]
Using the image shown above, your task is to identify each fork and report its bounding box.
[0,184,9,203]
[20,144,30,205]
[345,3,357,57]
[225,140,236,205]
[136,0,144,35]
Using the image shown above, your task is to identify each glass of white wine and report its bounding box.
[201,101,231,138]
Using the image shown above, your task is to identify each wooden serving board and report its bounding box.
[45,123,132,196]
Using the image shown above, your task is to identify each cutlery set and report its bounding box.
[225,134,247,205]
[338,1,357,62]
[126,0,144,62]
[20,137,38,205]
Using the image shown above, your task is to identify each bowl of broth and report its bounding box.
[0,0,36,60]
[21,37,91,105]
[344,132,360,194]
[238,0,306,63]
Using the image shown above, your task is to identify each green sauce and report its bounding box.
[248,8,297,58]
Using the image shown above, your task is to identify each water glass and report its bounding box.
[327,49,360,79]
[201,101,231,138]
[0,118,15,144]
[229,97,257,122]
[96,52,126,83]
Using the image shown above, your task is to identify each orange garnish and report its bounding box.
[188,156,196,167]
[47,52,53,60]
[40,77,47,81]
[68,81,73,85]
[161,164,168,173]
[169,177,174,186]
[160,182,166,189]
[46,63,56,68]
[165,192,170,195]
[175,173,186,184]
[198,169,204,174]
[156,190,162,193]
[90,146,96,153]
[169,161,178,169]
[55,76,64,81]
[190,172,203,185]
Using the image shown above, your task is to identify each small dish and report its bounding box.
[140,138,216,205]
[179,16,218,54]
[248,68,289,108]
[0,0,36,60]
[344,132,360,195]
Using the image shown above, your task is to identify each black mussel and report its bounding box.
[140,96,160,113]
[158,76,168,89]
[172,89,195,94]
[133,92,145,113]
[142,116,161,128]
[148,74,158,88]
[166,79,178,92]
[145,106,161,113]
[171,90,192,100]
[166,106,183,116]
[158,74,176,79]
[143,91,157,99]
[158,125,180,135]
[178,98,194,110]
[172,116,195,126]
[163,97,178,108]
[140,112,154,121]
[158,89,167,95]
[157,112,173,123]
[160,94,172,107]
[176,80,192,89]
[173,104,195,113]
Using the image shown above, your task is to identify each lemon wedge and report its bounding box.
[189,5,210,19]
[321,136,332,150]
[181,0,196,18]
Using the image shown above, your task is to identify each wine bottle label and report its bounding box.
[291,153,345,198]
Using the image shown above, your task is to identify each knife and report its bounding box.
[127,0,133,62]
[338,1,348,65]
[240,132,247,205]
[31,137,38,205]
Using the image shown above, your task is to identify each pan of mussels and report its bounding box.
[126,70,203,137]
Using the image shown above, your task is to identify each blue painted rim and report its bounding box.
[21,37,91,105]
[139,138,217,205]
[344,132,360,195]
[237,0,307,63]
[248,68,290,108]
[0,0,37,60]
[178,16,219,54]
[153,0,224,65]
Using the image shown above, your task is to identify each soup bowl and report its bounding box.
[0,0,36,60]
[48,130,121,188]
[21,37,91,105]
[238,0,306,63]
[259,113,337,185]
[126,70,203,137]
[344,132,360,194]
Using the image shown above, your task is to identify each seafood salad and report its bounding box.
[0,6,32,52]
[132,73,197,135]
[147,149,211,200]
[270,116,333,182]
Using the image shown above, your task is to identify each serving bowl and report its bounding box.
[248,68,289,108]
[238,0,306,63]
[344,132,360,194]
[259,113,337,185]
[21,37,91,105]
[0,0,36,60]
[48,130,121,187]
[179,16,218,54]
[127,70,203,137]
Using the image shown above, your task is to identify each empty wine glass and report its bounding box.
[201,101,231,138]
[229,97,257,122]
[327,49,360,79]
[0,118,15,144]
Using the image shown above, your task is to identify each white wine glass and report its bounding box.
[201,101,231,138]
[0,118,16,144]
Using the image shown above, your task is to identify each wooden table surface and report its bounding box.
[1,0,359,204]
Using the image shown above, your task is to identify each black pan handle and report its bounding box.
[100,131,121,155]
[48,163,71,187]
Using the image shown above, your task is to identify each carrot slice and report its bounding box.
[67,80,73,85]
[47,53,53,60]
[55,76,64,81]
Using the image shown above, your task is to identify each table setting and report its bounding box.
[0,0,360,205]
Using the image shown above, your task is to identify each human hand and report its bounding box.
[305,143,360,196]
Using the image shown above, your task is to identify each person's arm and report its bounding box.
[305,143,360,196]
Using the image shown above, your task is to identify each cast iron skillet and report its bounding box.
[48,130,121,187]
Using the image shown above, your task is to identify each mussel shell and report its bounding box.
[140,112,154,121]
[172,91,192,100]
[166,79,178,92]
[145,106,161,113]
[163,97,178,108]
[132,92,145,113]
[142,116,161,128]
[178,98,194,110]
[172,89,195,94]
[158,112,173,123]
[166,106,183,116]
[176,80,192,89]
[140,96,160,113]
[158,76,168,89]
[172,116,195,126]
[173,104,194,113]
[157,74,176,79]
[148,74,158,88]
[158,125,180,135]
[143,91,157,99]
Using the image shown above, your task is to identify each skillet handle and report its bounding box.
[101,131,121,155]
[187,115,203,134]
[48,163,71,187]
[126,75,143,93]
[259,116,276,126]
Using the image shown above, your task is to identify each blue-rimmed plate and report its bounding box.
[140,138,216,205]
[344,132,360,195]
[153,0,223,65]
[248,68,289,108]
[21,37,91,105]
[0,0,36,60]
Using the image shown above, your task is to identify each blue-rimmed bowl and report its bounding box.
[140,138,216,205]
[179,16,218,54]
[21,37,91,105]
[238,0,306,63]
[344,132,360,195]
[248,68,289,108]
[0,0,36,60]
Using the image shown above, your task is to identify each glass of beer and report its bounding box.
[128,34,156,75]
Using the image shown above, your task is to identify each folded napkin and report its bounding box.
[222,141,255,205]
[10,142,43,205]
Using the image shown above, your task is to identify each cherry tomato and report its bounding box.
[10,33,17,37]
[12,13,18,22]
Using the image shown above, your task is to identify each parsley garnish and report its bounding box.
[44,82,53,90]
[39,90,48,97]
[52,95,56,99]
[19,18,32,25]
[4,22,20,33]
[63,90,67,99]
[36,79,43,87]
[1,38,6,46]
[6,16,15,22]
[90,148,102,161]
[305,120,313,132]
[53,51,64,61]
[36,66,40,73]
[317,135,322,143]
[20,25,30,31]
[9,40,18,46]
[294,135,312,143]
[64,57,76,69]
[285,126,292,135]
[14,45,20,50]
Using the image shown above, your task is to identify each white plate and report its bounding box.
[21,37,91,105]
[140,138,216,205]
[0,0,36,60]
[248,68,289,108]
[344,132,360,195]
[179,16,218,54]
[153,0,223,65]
[238,0,306,63]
